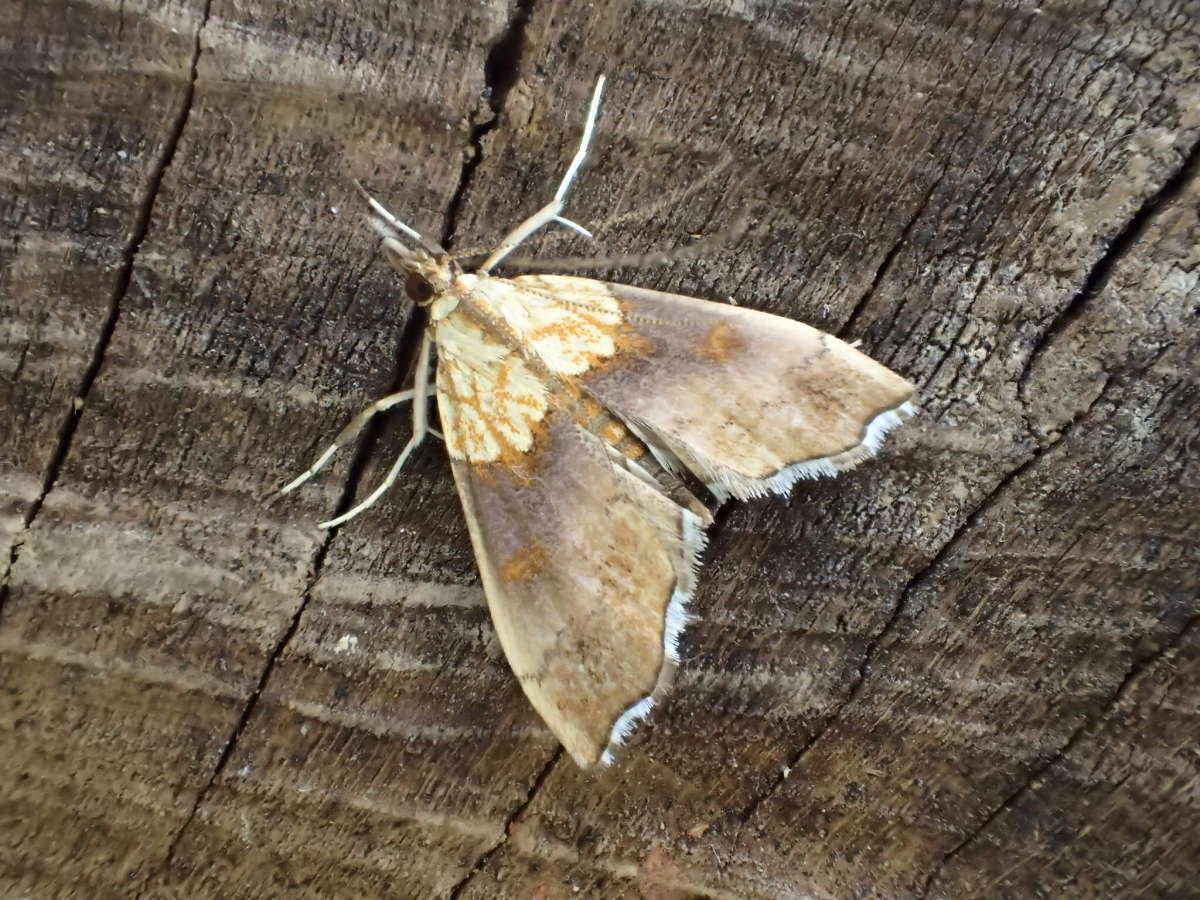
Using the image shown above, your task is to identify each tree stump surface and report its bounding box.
[2,1,1197,897]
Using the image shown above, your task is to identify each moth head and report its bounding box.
[378,236,456,307]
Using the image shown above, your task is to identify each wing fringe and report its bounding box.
[598,507,708,766]
[615,400,916,504]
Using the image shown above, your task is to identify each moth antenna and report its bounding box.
[478,75,606,273]
[553,74,605,203]
[454,218,595,267]
[492,209,751,273]
[354,179,446,255]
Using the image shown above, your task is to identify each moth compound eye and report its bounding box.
[405,272,436,304]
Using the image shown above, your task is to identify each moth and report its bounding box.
[276,77,915,769]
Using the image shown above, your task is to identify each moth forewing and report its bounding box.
[512,276,916,501]
[447,412,706,769]
[277,75,916,769]
[424,268,914,768]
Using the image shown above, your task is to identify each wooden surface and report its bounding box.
[2,0,1198,897]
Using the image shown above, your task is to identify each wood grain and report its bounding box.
[2,0,1197,897]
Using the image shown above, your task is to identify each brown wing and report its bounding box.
[506,275,915,501]
[433,306,705,769]
[447,411,705,769]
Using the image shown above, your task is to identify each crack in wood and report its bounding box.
[154,290,421,879]
[837,187,930,340]
[447,747,562,899]
[0,0,214,619]
[159,530,330,872]
[440,0,535,251]
[836,2,1031,342]
[433,11,573,897]
[1017,134,1200,408]
[159,0,549,883]
[735,119,1196,858]
[736,373,1116,829]
[155,298,416,878]
[745,73,1200,843]
[918,613,1199,898]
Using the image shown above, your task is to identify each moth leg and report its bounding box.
[317,428,426,528]
[478,76,606,274]
[270,386,426,500]
[318,331,434,528]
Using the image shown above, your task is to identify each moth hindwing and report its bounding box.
[277,76,915,769]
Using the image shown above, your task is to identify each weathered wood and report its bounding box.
[2,0,1197,898]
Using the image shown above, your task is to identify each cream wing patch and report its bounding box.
[434,309,549,463]
[470,275,624,376]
